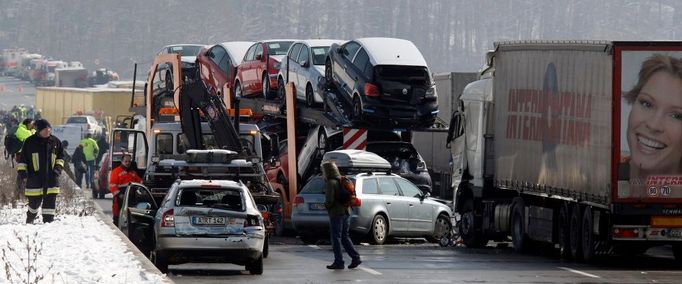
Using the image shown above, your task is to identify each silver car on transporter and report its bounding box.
[148,179,266,274]
[291,150,452,245]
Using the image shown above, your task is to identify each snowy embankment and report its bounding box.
[0,165,169,283]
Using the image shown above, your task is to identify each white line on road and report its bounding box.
[358,266,382,276]
[558,267,600,278]
[307,245,320,249]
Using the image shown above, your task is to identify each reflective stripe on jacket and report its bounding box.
[17,134,64,196]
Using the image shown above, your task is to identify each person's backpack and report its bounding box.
[3,132,22,156]
[337,176,360,207]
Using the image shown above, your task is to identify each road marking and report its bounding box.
[307,245,320,249]
[558,267,600,278]
[358,266,382,275]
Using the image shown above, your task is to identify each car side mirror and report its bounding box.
[135,202,152,210]
[256,54,263,61]
[301,60,309,68]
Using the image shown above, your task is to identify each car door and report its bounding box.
[377,176,409,234]
[334,41,361,97]
[396,178,433,233]
[239,44,257,94]
[250,43,265,94]
[349,48,370,95]
[208,46,227,93]
[119,183,158,253]
[296,44,311,100]
[284,43,302,92]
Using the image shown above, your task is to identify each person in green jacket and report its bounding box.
[322,161,361,270]
[14,118,34,142]
[80,133,99,189]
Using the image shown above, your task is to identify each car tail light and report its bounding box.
[245,214,261,227]
[294,196,304,207]
[161,209,175,227]
[352,197,361,207]
[613,228,639,238]
[364,83,381,97]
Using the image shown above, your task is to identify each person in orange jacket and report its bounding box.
[109,153,142,226]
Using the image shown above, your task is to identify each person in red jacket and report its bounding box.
[109,153,142,226]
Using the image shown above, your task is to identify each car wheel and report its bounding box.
[151,250,169,273]
[317,129,328,157]
[246,254,264,275]
[352,96,363,122]
[235,82,242,98]
[460,198,487,248]
[300,234,317,245]
[263,236,269,258]
[165,71,173,93]
[511,197,528,253]
[427,214,451,243]
[273,192,285,237]
[305,84,315,107]
[369,214,387,245]
[262,73,271,99]
[277,77,285,101]
[325,59,333,89]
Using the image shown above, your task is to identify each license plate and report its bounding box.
[309,203,326,211]
[668,229,682,238]
[192,216,226,226]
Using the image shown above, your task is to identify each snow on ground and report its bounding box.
[0,205,168,284]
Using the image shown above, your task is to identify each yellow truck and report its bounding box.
[35,86,143,125]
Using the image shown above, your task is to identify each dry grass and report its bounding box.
[1,231,54,284]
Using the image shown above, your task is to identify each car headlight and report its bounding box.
[425,87,437,99]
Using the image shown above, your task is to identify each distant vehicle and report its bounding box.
[278,39,344,106]
[325,37,439,128]
[118,179,266,274]
[65,115,102,137]
[235,40,295,100]
[195,41,254,101]
[156,44,206,90]
[292,150,451,245]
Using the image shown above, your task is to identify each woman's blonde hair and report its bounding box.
[625,54,682,103]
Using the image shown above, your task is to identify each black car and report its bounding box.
[366,141,432,194]
[325,37,438,128]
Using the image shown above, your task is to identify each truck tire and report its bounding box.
[569,204,583,261]
[673,244,682,262]
[581,206,595,262]
[460,198,487,248]
[511,198,528,253]
[558,202,572,259]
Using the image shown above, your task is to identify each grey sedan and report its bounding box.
[291,173,452,245]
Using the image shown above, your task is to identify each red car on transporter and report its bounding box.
[234,40,294,100]
[195,41,254,102]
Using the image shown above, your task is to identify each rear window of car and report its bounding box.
[268,41,294,56]
[170,45,203,57]
[66,117,87,124]
[376,66,431,86]
[300,176,356,194]
[176,187,245,212]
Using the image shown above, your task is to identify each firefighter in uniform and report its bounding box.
[109,153,142,226]
[16,119,64,224]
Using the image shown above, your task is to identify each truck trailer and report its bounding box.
[449,41,682,262]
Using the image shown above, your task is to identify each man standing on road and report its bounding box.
[322,161,361,270]
[109,153,141,226]
[16,119,64,224]
[80,133,99,191]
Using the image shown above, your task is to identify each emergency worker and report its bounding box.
[16,119,63,223]
[109,153,141,226]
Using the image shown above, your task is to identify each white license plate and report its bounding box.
[192,216,226,225]
[309,203,326,211]
[668,229,682,238]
